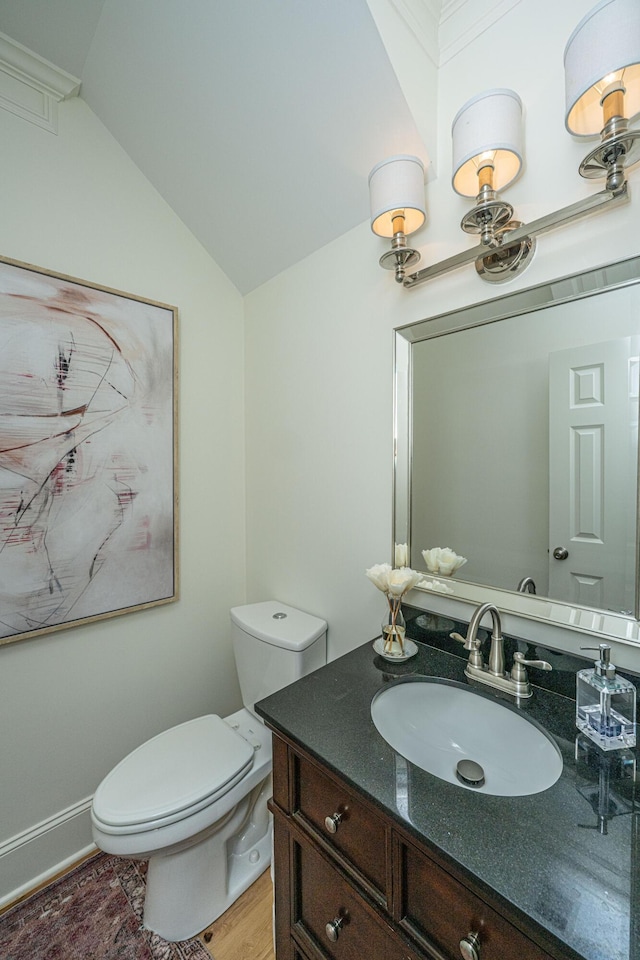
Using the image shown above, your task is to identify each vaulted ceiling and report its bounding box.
[0,1,447,292]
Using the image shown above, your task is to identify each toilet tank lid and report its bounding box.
[230,600,327,650]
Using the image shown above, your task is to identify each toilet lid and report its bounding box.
[93,715,254,828]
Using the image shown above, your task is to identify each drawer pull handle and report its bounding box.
[324,812,343,833]
[325,915,344,942]
[459,931,481,960]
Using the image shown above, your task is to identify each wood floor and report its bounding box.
[198,868,276,960]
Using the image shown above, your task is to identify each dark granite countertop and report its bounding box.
[255,623,639,960]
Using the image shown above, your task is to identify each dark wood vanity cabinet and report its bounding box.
[269,731,561,960]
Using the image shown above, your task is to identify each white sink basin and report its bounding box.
[371,677,563,797]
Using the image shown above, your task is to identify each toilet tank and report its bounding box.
[230,601,327,717]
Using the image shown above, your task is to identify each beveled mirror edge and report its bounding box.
[393,254,640,645]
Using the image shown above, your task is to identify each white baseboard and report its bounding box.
[0,796,97,909]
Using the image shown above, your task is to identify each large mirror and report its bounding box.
[394,256,640,643]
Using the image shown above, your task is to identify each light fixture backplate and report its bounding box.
[474,222,536,283]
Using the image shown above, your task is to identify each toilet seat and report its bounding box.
[92,715,254,835]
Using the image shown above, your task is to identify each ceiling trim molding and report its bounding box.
[389,0,442,67]
[439,0,472,17]
[0,32,80,133]
[438,0,523,65]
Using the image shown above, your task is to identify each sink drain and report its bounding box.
[456,759,485,788]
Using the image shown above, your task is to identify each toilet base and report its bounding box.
[143,774,273,942]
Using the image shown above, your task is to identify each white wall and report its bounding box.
[244,0,640,664]
[0,97,246,902]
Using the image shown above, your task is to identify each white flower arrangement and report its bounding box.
[421,547,467,577]
[422,578,455,595]
[366,546,463,652]
[394,542,409,567]
[365,560,423,653]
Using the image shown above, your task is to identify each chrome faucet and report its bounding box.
[451,602,552,698]
[517,576,537,594]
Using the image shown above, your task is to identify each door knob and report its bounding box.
[552,546,569,560]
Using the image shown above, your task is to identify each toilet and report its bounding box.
[91,600,327,942]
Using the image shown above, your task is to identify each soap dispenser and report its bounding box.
[576,644,636,751]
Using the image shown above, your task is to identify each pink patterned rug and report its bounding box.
[0,854,212,960]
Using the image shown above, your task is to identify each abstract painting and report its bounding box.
[0,256,177,645]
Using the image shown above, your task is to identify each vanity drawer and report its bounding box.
[399,839,554,960]
[294,832,421,960]
[293,753,389,901]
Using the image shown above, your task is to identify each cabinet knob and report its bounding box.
[459,931,481,960]
[324,811,343,834]
[325,915,345,942]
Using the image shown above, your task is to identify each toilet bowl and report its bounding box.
[91,601,327,942]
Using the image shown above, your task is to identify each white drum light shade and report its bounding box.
[451,89,523,198]
[369,155,426,238]
[565,0,640,136]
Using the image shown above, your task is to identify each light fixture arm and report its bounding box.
[402,181,629,289]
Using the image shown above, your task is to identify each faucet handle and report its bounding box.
[450,631,480,651]
[511,651,552,682]
[450,632,484,669]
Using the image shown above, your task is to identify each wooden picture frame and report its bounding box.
[0,255,178,645]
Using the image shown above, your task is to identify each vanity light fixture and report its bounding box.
[565,0,640,190]
[370,0,638,289]
[451,88,535,283]
[368,154,426,283]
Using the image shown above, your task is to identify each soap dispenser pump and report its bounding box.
[576,644,636,751]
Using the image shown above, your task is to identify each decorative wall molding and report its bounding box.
[0,795,93,861]
[389,0,442,67]
[387,0,524,68]
[0,32,80,133]
[440,0,473,17]
[0,843,97,911]
[438,0,524,65]
[0,794,95,908]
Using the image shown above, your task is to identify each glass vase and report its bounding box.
[381,598,406,656]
